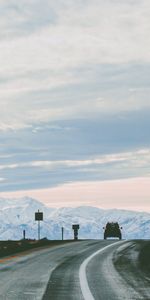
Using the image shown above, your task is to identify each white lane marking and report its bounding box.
[23,291,36,295]
[79,242,123,300]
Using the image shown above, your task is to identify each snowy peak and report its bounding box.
[0,197,150,240]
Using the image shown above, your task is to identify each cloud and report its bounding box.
[1,0,150,69]
[0,0,150,130]
[0,178,5,182]
[0,63,150,131]
[0,148,150,170]
[0,1,149,211]
[1,177,150,212]
[0,0,56,39]
[0,148,150,193]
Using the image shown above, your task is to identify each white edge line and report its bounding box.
[79,241,123,300]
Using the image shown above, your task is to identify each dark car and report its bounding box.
[103,222,122,240]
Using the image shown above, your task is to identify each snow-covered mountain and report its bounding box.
[0,197,150,240]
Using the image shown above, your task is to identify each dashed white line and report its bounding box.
[79,242,122,300]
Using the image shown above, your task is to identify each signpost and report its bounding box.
[35,210,43,240]
[23,229,26,240]
[72,224,80,240]
[62,227,64,241]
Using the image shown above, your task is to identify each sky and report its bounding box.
[0,0,150,211]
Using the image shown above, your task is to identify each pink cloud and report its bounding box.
[0,177,150,212]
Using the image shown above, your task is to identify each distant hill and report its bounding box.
[0,197,150,240]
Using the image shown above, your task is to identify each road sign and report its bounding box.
[35,211,43,221]
[72,224,80,240]
[72,224,80,230]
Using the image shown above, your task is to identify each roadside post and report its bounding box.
[62,227,64,241]
[35,210,43,240]
[23,229,26,240]
[72,224,80,240]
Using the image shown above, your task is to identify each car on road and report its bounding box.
[103,222,122,240]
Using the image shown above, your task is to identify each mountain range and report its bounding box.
[0,197,150,240]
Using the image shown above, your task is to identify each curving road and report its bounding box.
[0,240,149,300]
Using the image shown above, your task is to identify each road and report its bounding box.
[0,240,149,300]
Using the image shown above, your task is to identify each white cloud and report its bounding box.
[0,148,149,171]
[0,178,5,182]
[0,1,149,210]
[1,0,150,73]
[0,0,150,129]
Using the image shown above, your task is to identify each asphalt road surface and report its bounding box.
[0,240,149,300]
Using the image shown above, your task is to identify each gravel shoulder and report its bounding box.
[138,240,150,277]
[113,240,150,299]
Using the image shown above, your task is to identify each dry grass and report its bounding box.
[0,239,75,258]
